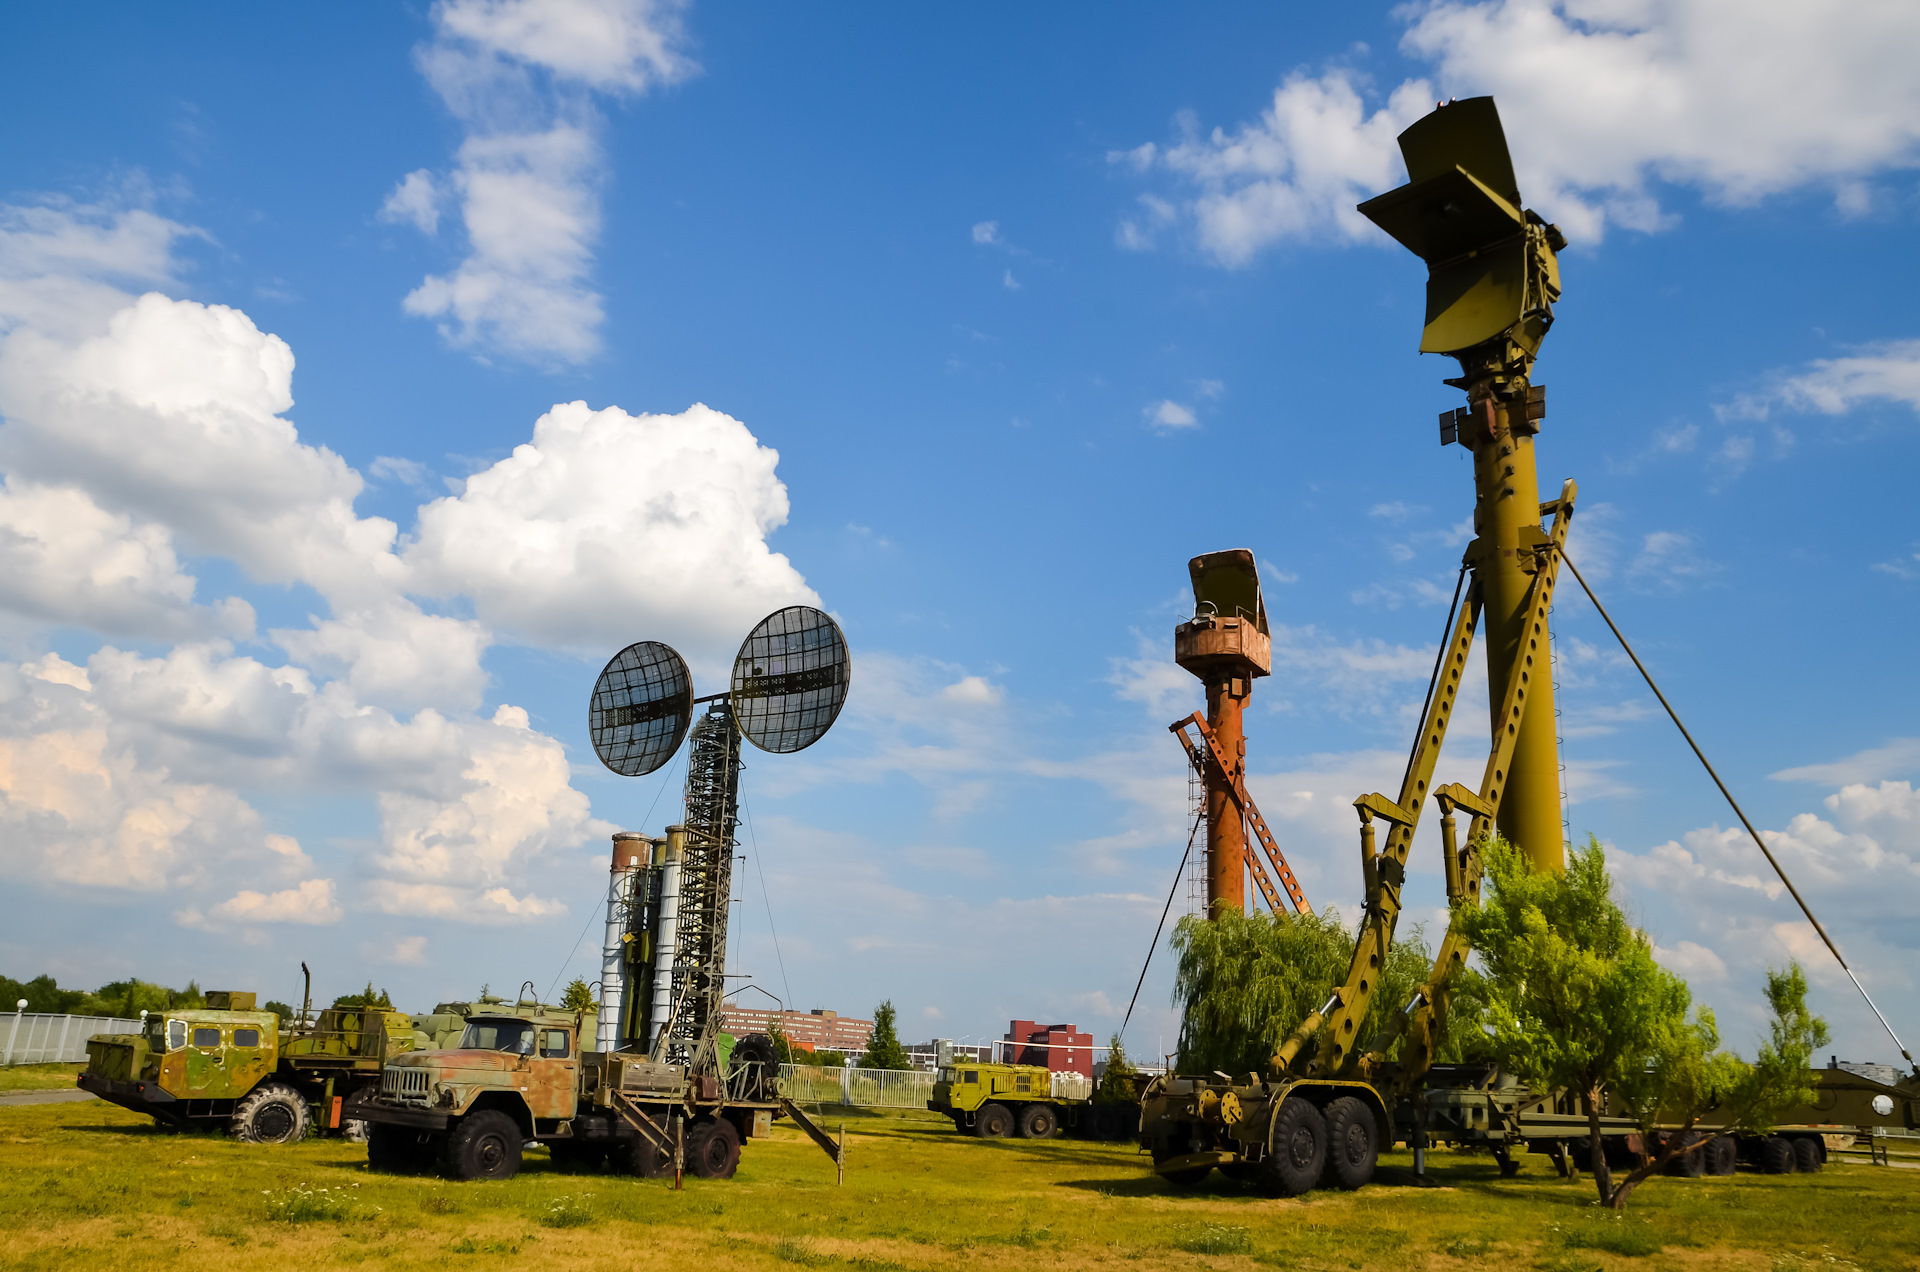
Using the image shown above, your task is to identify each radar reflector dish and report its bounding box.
[731,606,851,753]
[590,641,693,776]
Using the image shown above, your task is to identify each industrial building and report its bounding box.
[1004,1020,1095,1077]
[718,1006,872,1056]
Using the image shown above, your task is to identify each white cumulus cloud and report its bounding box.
[1119,0,1920,261]
[386,0,698,363]
[404,399,817,667]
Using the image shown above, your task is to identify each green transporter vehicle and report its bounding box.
[927,1043,1115,1139]
[78,986,429,1143]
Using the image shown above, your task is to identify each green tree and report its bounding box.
[84,979,197,1018]
[862,999,910,1070]
[331,982,394,1009]
[1171,907,1459,1077]
[262,1000,295,1023]
[1455,836,1830,1210]
[0,974,85,1014]
[1095,1032,1140,1104]
[561,977,597,1012]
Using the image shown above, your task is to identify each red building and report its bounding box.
[719,1007,872,1056]
[1003,1020,1094,1077]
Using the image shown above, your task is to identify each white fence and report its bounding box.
[3,1013,141,1065]
[779,1063,935,1109]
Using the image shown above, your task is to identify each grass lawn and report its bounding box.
[1,1100,1913,1271]
[0,1062,85,1092]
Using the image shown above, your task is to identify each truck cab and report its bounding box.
[364,1010,587,1179]
[78,992,291,1138]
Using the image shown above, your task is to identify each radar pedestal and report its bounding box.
[1174,550,1272,918]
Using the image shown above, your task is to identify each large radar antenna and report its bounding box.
[589,641,694,777]
[586,605,851,1073]
[730,605,851,753]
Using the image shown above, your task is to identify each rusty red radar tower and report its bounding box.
[1171,550,1310,919]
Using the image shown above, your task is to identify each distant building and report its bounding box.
[905,1041,994,1072]
[720,1007,872,1056]
[1004,1020,1094,1077]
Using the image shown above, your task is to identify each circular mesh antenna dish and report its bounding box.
[730,606,851,753]
[590,641,694,776]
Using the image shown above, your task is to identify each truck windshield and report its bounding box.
[459,1020,535,1054]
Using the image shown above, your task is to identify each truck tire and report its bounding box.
[687,1118,741,1179]
[1319,1096,1377,1191]
[1706,1135,1737,1176]
[975,1103,1014,1139]
[1662,1131,1706,1177]
[229,1082,310,1144]
[622,1134,673,1178]
[368,1123,433,1173]
[1258,1096,1326,1199]
[1758,1135,1795,1175]
[441,1110,523,1181]
[1791,1137,1823,1173]
[1018,1104,1059,1139]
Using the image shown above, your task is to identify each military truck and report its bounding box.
[357,1003,819,1181]
[928,1045,1096,1139]
[78,987,427,1143]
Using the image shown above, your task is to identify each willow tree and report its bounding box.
[1171,907,1451,1077]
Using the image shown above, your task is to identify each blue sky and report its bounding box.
[1,1,1916,1068]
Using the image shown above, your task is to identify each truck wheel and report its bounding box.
[1791,1137,1822,1173]
[687,1118,741,1179]
[1662,1131,1706,1177]
[975,1103,1014,1139]
[1759,1135,1795,1174]
[1258,1096,1327,1199]
[1707,1135,1737,1176]
[621,1134,673,1179]
[1319,1096,1377,1191]
[1017,1104,1059,1139]
[441,1110,523,1181]
[368,1123,431,1173]
[229,1083,310,1145]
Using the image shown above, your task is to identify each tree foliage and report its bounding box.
[1171,906,1464,1077]
[330,982,394,1010]
[1455,835,1829,1210]
[1095,1032,1140,1104]
[561,977,597,1013]
[1,973,206,1018]
[862,999,911,1070]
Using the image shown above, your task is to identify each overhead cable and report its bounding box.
[1559,547,1914,1070]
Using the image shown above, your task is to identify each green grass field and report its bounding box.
[2,1100,1914,1271]
[0,1062,85,1092]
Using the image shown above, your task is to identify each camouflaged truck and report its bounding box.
[358,1005,790,1181]
[79,990,428,1143]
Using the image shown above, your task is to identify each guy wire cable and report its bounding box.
[548,750,686,1004]
[1120,804,1205,1041]
[1558,546,1915,1069]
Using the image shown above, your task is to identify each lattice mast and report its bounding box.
[658,703,742,1071]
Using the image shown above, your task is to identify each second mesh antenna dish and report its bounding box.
[589,641,694,776]
[730,605,851,753]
